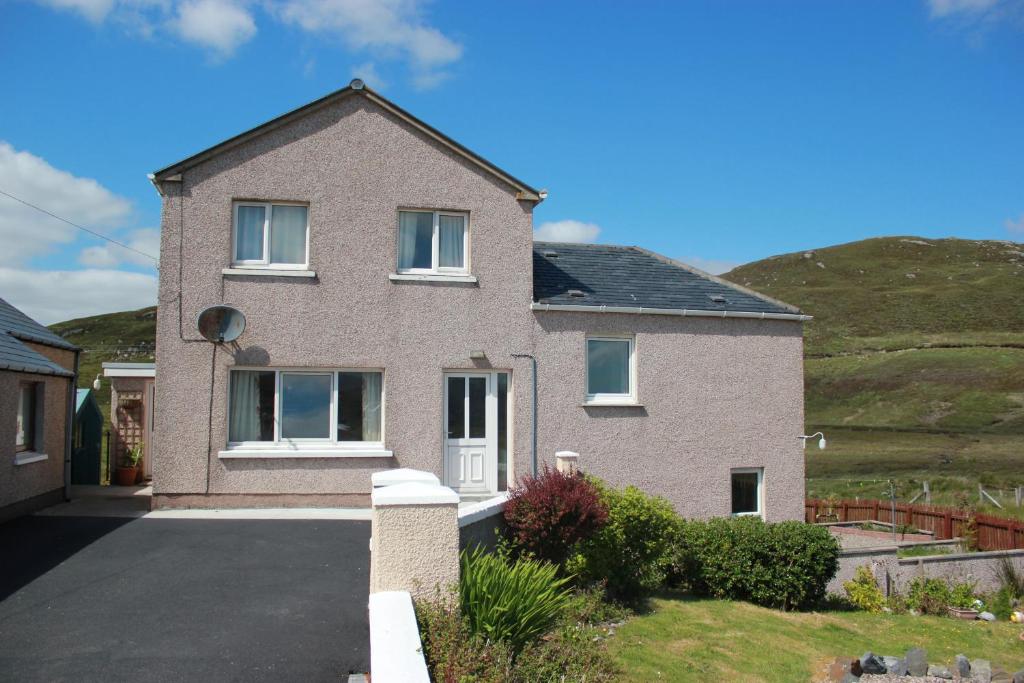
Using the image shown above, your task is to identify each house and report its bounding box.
[102,362,156,481]
[149,80,809,520]
[0,297,79,522]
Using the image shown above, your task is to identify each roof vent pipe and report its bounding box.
[350,78,365,90]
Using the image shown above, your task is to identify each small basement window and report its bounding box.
[731,468,763,517]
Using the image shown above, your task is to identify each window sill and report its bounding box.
[388,273,477,284]
[218,446,393,459]
[223,268,316,278]
[14,451,48,466]
[581,401,644,408]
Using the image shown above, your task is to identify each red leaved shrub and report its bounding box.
[504,466,608,567]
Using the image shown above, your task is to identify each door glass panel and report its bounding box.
[447,376,465,439]
[281,373,331,439]
[497,373,508,491]
[469,376,486,438]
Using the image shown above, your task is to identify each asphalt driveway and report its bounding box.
[0,515,370,682]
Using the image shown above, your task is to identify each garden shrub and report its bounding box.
[503,465,608,567]
[416,593,512,682]
[905,576,978,614]
[844,565,885,613]
[459,545,572,653]
[678,516,840,611]
[567,481,683,601]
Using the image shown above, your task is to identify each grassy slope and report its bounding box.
[722,236,1024,502]
[48,307,157,477]
[608,597,1024,682]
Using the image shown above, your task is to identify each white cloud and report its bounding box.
[927,0,999,17]
[34,0,116,22]
[0,141,133,266]
[276,0,462,88]
[79,228,160,267]
[1006,213,1024,234]
[679,256,741,276]
[533,220,602,243]
[0,267,157,325]
[171,0,256,56]
[351,61,387,90]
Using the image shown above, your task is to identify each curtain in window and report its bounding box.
[270,205,307,264]
[398,211,432,270]
[362,373,382,441]
[236,206,265,261]
[438,215,465,268]
[229,371,261,442]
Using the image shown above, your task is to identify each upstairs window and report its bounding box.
[398,210,468,273]
[585,336,636,404]
[233,202,308,268]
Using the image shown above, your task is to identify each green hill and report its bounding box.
[49,306,156,429]
[723,236,1024,506]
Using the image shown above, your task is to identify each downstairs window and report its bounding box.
[228,369,383,446]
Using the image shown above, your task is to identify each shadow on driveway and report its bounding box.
[0,516,370,682]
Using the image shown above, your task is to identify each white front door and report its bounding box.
[444,373,497,494]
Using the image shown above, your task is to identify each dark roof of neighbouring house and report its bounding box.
[532,242,803,316]
[0,297,77,377]
[151,80,543,202]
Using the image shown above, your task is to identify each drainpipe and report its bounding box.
[64,348,80,501]
[511,353,537,477]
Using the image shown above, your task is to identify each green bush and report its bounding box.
[416,593,512,682]
[460,546,572,653]
[844,565,885,613]
[905,576,978,614]
[678,516,840,611]
[567,481,682,601]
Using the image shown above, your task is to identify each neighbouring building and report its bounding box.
[0,297,79,521]
[148,81,809,519]
[102,362,156,481]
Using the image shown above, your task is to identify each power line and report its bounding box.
[0,187,159,264]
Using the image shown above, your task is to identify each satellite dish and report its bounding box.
[197,305,246,343]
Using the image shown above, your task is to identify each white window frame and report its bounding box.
[730,467,764,518]
[584,335,637,405]
[224,367,387,458]
[396,209,470,275]
[231,201,310,270]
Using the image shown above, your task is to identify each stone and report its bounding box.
[928,664,954,679]
[827,657,857,682]
[906,648,929,677]
[840,674,859,683]
[978,611,996,622]
[884,656,907,675]
[972,659,992,683]
[992,669,1012,683]
[860,652,886,675]
[1011,669,1024,683]
[956,655,972,678]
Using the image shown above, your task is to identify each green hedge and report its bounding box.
[678,516,840,611]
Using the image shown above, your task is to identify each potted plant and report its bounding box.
[114,444,143,486]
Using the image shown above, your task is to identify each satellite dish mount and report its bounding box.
[197,305,246,344]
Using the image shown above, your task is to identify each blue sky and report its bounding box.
[1,0,1022,323]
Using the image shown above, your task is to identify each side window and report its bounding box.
[233,202,309,268]
[585,336,636,404]
[397,210,468,274]
[16,382,41,452]
[731,468,763,517]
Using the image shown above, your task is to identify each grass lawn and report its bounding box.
[607,597,1024,682]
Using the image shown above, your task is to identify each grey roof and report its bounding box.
[532,242,801,316]
[0,297,77,377]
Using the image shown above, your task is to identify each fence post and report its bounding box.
[924,481,930,504]
[1016,486,1023,508]
[943,510,953,539]
[872,499,880,521]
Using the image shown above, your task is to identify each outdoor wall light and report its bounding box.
[469,350,486,359]
[799,432,826,450]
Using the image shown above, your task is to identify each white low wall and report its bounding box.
[368,591,429,683]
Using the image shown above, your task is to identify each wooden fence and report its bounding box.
[805,499,1024,551]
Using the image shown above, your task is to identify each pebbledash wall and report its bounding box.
[152,93,535,508]
[0,343,74,520]
[151,89,806,517]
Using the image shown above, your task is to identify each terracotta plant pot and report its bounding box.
[115,466,138,486]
